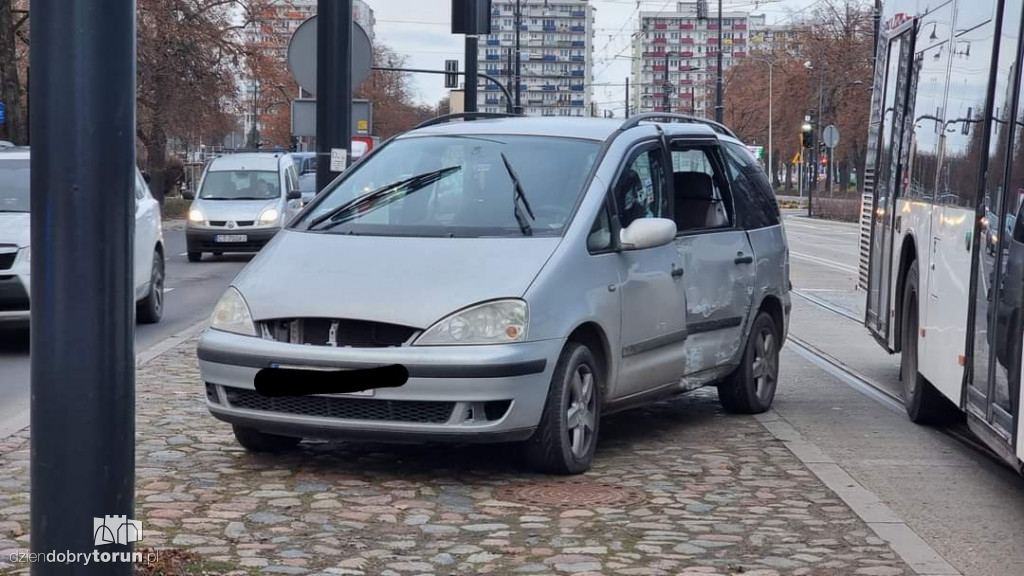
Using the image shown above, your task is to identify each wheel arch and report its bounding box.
[756,294,785,339]
[565,321,612,400]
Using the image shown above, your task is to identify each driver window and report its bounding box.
[670,146,731,232]
[614,146,668,230]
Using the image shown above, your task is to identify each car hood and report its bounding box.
[195,199,278,222]
[233,229,562,328]
[0,212,30,247]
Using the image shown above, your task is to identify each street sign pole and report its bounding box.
[465,34,478,113]
[31,0,136,573]
[316,0,353,192]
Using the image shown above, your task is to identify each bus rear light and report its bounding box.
[958,354,966,366]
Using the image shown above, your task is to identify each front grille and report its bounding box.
[0,276,28,311]
[260,318,419,348]
[0,252,15,271]
[208,221,256,228]
[225,388,454,423]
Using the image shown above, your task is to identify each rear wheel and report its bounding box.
[187,251,202,262]
[136,251,164,324]
[718,311,780,414]
[901,260,956,424]
[525,343,601,475]
[232,425,301,453]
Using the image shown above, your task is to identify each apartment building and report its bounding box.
[479,0,595,117]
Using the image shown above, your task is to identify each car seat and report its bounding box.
[673,172,728,231]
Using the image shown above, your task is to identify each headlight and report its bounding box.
[210,287,256,336]
[258,207,280,225]
[19,247,29,264]
[188,208,205,224]
[415,300,527,346]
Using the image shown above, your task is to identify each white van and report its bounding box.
[185,153,303,262]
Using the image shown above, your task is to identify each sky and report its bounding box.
[365,0,822,115]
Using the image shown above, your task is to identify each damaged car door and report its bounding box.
[669,140,755,377]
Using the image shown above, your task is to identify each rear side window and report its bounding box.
[723,142,780,229]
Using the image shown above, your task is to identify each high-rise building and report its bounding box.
[630,2,790,117]
[479,0,595,117]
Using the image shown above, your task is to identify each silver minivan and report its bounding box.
[197,114,790,474]
[185,153,303,262]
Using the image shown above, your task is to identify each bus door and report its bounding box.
[866,22,916,348]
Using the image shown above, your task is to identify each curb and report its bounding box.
[0,318,208,441]
[755,411,961,576]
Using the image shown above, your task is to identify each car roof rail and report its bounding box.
[620,113,738,139]
[414,112,521,130]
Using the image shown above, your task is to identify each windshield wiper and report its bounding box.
[500,153,535,237]
[308,166,461,231]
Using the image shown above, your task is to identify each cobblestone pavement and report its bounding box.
[0,342,913,575]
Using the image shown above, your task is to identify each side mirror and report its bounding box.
[619,218,677,251]
[287,189,302,201]
[181,188,195,200]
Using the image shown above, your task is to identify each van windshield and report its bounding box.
[298,135,600,237]
[0,159,30,212]
[200,170,280,200]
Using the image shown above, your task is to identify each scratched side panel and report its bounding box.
[747,223,791,341]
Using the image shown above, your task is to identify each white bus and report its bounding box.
[861,0,1024,472]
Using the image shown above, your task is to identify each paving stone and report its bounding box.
[0,341,915,575]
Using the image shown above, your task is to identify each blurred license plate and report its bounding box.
[214,234,247,243]
[268,363,374,396]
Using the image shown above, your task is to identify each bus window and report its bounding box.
[905,4,953,201]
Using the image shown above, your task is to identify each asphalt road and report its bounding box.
[780,211,1024,576]
[0,223,249,431]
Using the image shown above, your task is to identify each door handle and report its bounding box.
[734,254,754,265]
[671,265,684,278]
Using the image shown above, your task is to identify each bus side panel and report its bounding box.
[919,204,975,404]
[893,199,933,351]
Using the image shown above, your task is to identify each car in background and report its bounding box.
[197,114,790,474]
[185,153,303,262]
[0,147,165,326]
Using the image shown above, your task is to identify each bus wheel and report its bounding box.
[900,260,955,424]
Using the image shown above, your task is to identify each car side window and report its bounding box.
[669,145,732,232]
[723,142,780,229]
[614,145,668,230]
[134,172,146,202]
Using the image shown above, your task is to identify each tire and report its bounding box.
[187,251,202,263]
[900,260,956,424]
[136,251,164,324]
[524,343,602,475]
[232,425,301,453]
[718,311,780,414]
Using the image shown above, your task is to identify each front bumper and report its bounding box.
[0,271,30,324]
[197,328,563,442]
[186,226,279,253]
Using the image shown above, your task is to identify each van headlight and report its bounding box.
[258,207,280,226]
[19,247,29,264]
[188,207,206,224]
[415,300,527,346]
[210,287,257,336]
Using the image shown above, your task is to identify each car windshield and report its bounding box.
[200,170,280,200]
[298,135,600,237]
[0,159,30,212]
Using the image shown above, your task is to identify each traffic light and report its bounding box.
[801,122,814,149]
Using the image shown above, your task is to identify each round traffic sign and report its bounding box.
[287,16,372,96]
[822,124,840,148]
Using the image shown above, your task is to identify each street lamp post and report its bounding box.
[749,57,779,181]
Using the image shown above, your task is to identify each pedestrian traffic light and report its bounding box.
[801,122,814,149]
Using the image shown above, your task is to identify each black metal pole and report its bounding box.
[515,0,522,113]
[663,51,671,113]
[715,0,724,123]
[316,0,353,192]
[31,0,136,572]
[625,76,630,118]
[507,46,514,111]
[465,35,479,113]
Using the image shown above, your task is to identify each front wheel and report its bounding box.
[187,251,202,263]
[136,251,164,324]
[718,311,780,414]
[900,260,956,424]
[524,343,601,475]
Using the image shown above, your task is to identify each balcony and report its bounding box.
[572,40,585,47]
[570,55,585,61]
[679,51,694,58]
[542,54,556,61]
[485,85,499,91]
[681,37,694,44]
[571,70,584,77]
[569,84,584,91]
[653,64,666,72]
[487,39,500,45]
[543,24,556,31]
[570,25,585,32]
[485,98,500,105]
[708,38,719,44]
[708,24,719,30]
[654,23,668,30]
[734,38,746,45]
[571,100,585,107]
[654,37,667,44]
[734,52,746,58]
[543,84,556,91]
[680,22,694,30]
[485,54,500,60]
[734,24,747,30]
[653,92,665,99]
[680,79,693,85]
[571,10,585,17]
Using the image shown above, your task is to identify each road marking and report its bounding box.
[178,252,188,257]
[164,287,175,293]
[790,250,859,273]
[0,318,210,440]
[756,410,962,575]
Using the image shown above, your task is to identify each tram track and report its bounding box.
[788,289,1008,468]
